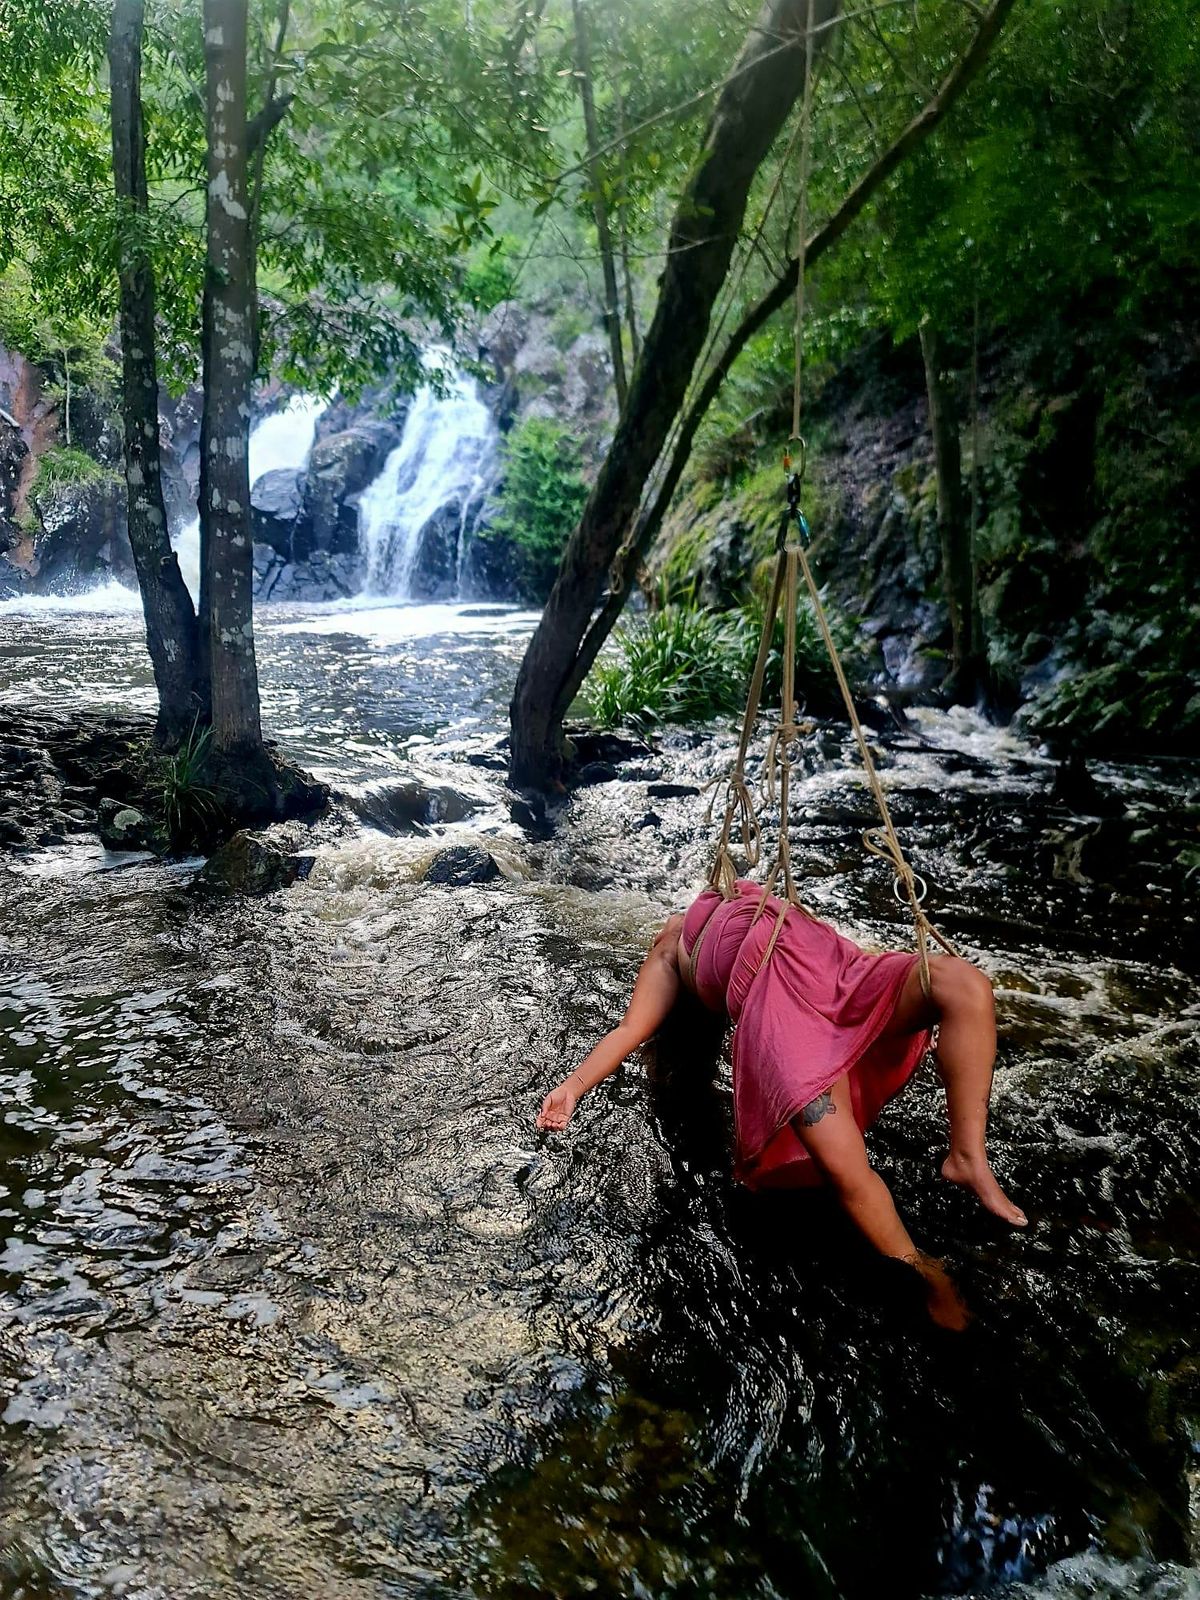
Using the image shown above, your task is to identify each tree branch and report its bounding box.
[247,90,294,158]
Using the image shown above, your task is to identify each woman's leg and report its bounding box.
[793,1074,970,1330]
[889,956,1027,1227]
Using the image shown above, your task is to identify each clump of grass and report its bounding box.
[30,445,117,499]
[153,721,225,849]
[587,605,751,733]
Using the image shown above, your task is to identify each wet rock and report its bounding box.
[97,797,159,852]
[251,468,305,557]
[193,831,314,896]
[299,421,400,558]
[510,792,550,834]
[255,548,364,603]
[407,499,464,600]
[423,844,500,886]
[351,780,479,833]
[576,760,619,786]
[31,475,133,590]
[567,729,654,767]
[0,419,29,529]
[647,782,700,800]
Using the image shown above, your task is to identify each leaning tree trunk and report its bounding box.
[509,0,840,788]
[109,0,203,746]
[919,320,984,701]
[201,0,270,793]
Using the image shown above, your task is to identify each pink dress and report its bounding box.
[681,880,931,1190]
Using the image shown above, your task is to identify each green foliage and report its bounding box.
[588,603,748,732]
[588,586,860,733]
[0,266,115,395]
[28,446,117,500]
[152,721,225,850]
[462,237,518,313]
[485,418,589,602]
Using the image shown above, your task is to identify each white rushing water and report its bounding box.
[358,373,496,598]
[172,394,327,597]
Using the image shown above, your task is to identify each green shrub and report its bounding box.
[733,577,860,714]
[587,588,861,733]
[462,237,517,312]
[1026,610,1200,751]
[588,604,748,732]
[484,417,589,602]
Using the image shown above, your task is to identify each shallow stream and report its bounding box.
[0,593,1197,1599]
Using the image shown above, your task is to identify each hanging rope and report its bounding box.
[707,0,960,998]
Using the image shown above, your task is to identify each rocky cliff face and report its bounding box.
[478,299,617,461]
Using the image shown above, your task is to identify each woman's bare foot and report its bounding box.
[912,1254,972,1331]
[941,1150,1028,1227]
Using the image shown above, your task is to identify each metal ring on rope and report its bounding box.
[893,872,928,906]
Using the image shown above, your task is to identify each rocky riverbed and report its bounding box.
[0,596,1198,1599]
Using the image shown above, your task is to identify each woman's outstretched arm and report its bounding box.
[536,916,683,1130]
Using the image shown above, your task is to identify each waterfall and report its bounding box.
[359,374,496,598]
[172,395,327,598]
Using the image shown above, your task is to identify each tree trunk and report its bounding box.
[510,0,840,788]
[508,0,1018,779]
[201,0,270,790]
[919,320,983,701]
[109,0,203,747]
[572,0,627,410]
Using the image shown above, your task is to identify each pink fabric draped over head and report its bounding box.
[681,880,931,1190]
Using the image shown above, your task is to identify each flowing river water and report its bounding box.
[0,592,1197,1600]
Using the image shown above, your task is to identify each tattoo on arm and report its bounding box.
[800,1090,837,1126]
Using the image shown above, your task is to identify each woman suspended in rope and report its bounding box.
[535,880,1026,1331]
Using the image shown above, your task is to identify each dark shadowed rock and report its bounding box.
[254,548,363,603]
[423,844,500,885]
[251,468,305,557]
[193,831,315,896]
[407,500,462,599]
[576,760,619,786]
[300,421,401,558]
[350,780,479,833]
[647,782,700,799]
[566,729,654,767]
[97,796,159,852]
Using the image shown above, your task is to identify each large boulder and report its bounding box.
[254,547,363,603]
[31,475,133,589]
[251,467,305,557]
[193,830,314,896]
[299,420,400,559]
[422,844,500,886]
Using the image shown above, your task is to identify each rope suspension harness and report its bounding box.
[706,0,960,997]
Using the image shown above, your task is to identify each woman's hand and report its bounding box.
[536,1080,580,1131]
